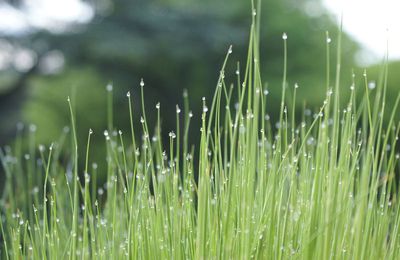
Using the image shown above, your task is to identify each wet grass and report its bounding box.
[1,2,400,259]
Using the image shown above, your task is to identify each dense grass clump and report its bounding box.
[1,3,400,259]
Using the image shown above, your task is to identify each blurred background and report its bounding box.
[0,0,399,180]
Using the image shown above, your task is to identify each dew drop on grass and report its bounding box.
[282,32,288,40]
[176,105,181,114]
[126,91,130,97]
[140,78,145,87]
[326,37,332,43]
[239,124,246,133]
[294,83,299,89]
[235,69,240,75]
[106,83,113,92]
[228,45,233,54]
[368,81,376,90]
[30,124,37,132]
[169,132,176,139]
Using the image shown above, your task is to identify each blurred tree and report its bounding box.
[0,0,361,179]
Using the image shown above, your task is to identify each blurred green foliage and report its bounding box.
[365,60,400,123]
[3,0,396,179]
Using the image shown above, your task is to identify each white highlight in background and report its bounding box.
[323,0,400,64]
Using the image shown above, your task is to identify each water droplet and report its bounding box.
[63,126,69,133]
[282,33,288,40]
[176,105,181,114]
[368,81,376,90]
[169,132,176,139]
[126,91,130,97]
[235,69,240,75]
[30,124,37,132]
[156,102,160,109]
[294,83,299,89]
[189,111,193,118]
[140,78,145,87]
[252,9,257,16]
[228,45,233,54]
[89,129,93,135]
[263,89,269,95]
[326,37,331,43]
[106,83,113,92]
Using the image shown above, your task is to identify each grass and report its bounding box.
[1,2,400,259]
